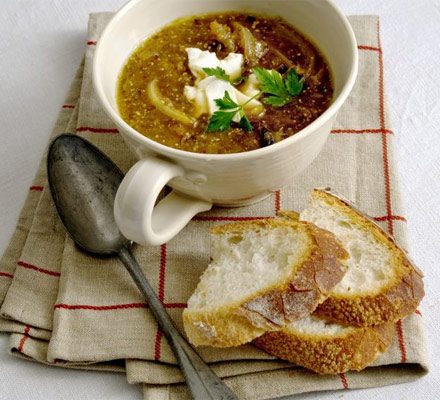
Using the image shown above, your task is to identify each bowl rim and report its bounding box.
[93,0,358,161]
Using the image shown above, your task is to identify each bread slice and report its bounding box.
[183,219,348,347]
[253,314,394,374]
[300,189,424,326]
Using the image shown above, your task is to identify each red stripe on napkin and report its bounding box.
[55,303,146,311]
[372,215,406,222]
[396,320,407,363]
[381,135,393,233]
[165,303,187,308]
[76,127,119,134]
[358,45,381,52]
[275,191,281,214]
[154,244,167,361]
[17,325,31,352]
[54,302,187,310]
[154,331,163,360]
[158,244,167,301]
[29,185,44,191]
[339,373,349,389]
[331,128,393,135]
[87,40,97,46]
[377,22,393,237]
[17,261,61,277]
[62,104,75,109]
[0,272,14,279]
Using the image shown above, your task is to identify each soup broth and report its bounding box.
[117,12,333,154]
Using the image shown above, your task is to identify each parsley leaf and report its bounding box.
[239,114,253,131]
[206,110,237,132]
[203,67,245,86]
[252,67,289,98]
[252,66,304,108]
[202,67,230,82]
[214,91,239,110]
[207,92,241,132]
[263,95,292,107]
[206,91,255,132]
[285,69,304,97]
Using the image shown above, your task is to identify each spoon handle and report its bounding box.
[118,246,238,400]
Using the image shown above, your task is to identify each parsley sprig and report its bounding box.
[206,92,254,132]
[205,66,304,133]
[253,67,304,107]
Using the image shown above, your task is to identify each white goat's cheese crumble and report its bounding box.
[184,48,262,121]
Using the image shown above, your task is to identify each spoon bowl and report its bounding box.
[47,134,128,255]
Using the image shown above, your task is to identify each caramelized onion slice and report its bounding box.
[232,22,267,67]
[229,21,313,79]
[147,80,196,126]
[210,21,236,52]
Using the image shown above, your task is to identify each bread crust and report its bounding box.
[253,320,394,374]
[309,189,424,326]
[183,219,349,347]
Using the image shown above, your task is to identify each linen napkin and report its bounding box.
[0,13,428,399]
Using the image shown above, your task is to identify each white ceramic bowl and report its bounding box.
[93,0,358,245]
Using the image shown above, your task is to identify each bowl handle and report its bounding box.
[114,158,212,246]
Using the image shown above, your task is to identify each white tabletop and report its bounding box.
[1,1,439,399]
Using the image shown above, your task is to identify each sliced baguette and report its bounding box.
[183,219,348,347]
[299,189,424,326]
[253,314,394,374]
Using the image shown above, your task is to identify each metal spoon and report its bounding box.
[47,134,237,400]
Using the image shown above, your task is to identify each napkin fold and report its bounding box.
[0,13,428,400]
